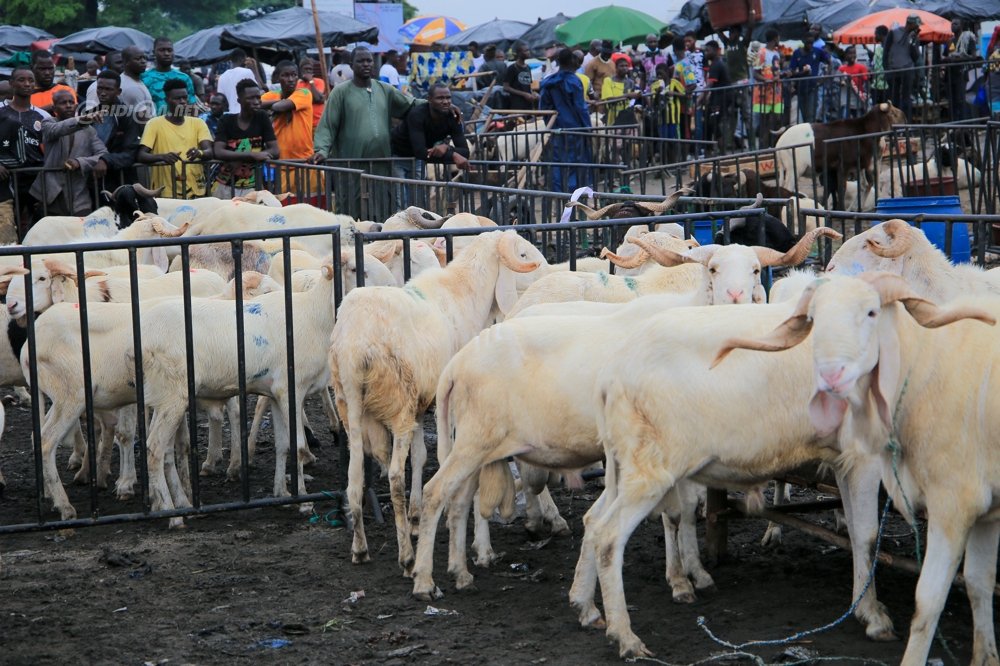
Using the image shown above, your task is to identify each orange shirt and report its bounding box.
[31,84,77,109]
[262,88,314,159]
[295,77,327,128]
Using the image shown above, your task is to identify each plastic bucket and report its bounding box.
[693,220,715,246]
[874,195,970,264]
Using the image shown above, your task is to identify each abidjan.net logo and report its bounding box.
[75,100,157,124]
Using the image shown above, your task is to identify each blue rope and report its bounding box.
[307,490,345,528]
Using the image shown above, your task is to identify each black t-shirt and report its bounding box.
[0,103,48,201]
[505,63,534,110]
[390,103,470,162]
[214,110,276,188]
[707,58,731,108]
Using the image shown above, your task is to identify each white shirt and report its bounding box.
[379,63,401,89]
[85,73,153,113]
[216,66,258,113]
[329,64,353,87]
[582,52,597,69]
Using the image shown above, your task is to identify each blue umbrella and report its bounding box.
[436,19,532,51]
[54,27,153,55]
[399,15,468,45]
[0,24,54,54]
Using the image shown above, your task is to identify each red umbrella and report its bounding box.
[833,8,952,44]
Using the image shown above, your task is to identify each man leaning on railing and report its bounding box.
[0,67,49,242]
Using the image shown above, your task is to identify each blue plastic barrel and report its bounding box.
[693,220,715,246]
[874,196,970,263]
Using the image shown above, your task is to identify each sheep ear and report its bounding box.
[808,391,849,437]
[149,246,169,273]
[494,266,519,316]
[871,312,902,430]
[50,275,67,304]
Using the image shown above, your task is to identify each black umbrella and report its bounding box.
[809,0,921,32]
[519,14,574,56]
[54,26,154,55]
[175,25,231,66]
[919,0,1000,20]
[0,24,54,54]
[436,18,531,51]
[220,7,378,53]
[751,0,826,41]
[668,0,710,38]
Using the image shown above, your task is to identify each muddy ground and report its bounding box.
[0,394,982,666]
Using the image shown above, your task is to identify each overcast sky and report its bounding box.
[409,1,687,27]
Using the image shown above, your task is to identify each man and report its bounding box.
[838,47,869,118]
[30,50,76,110]
[199,93,227,137]
[702,41,733,153]
[0,81,11,104]
[809,23,826,50]
[391,82,470,180]
[77,57,101,99]
[870,25,890,105]
[476,44,508,89]
[215,49,263,114]
[884,13,921,119]
[295,58,326,128]
[720,25,751,148]
[312,47,416,215]
[89,45,154,116]
[641,33,667,88]
[504,41,537,111]
[212,79,278,198]
[83,51,121,103]
[582,39,601,69]
[469,42,485,70]
[142,37,199,115]
[379,50,402,89]
[572,49,593,99]
[788,33,829,123]
[945,19,978,121]
[540,49,592,192]
[137,78,214,198]
[585,40,616,99]
[29,90,107,216]
[329,51,353,87]
[0,68,50,241]
[262,62,316,195]
[90,70,143,187]
[178,59,206,100]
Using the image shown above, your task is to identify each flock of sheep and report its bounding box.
[1,186,999,665]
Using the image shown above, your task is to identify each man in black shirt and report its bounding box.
[212,78,279,198]
[702,40,733,153]
[90,70,143,188]
[0,68,48,241]
[391,83,470,206]
[504,41,537,111]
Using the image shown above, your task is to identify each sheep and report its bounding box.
[827,219,1000,302]
[328,230,545,574]
[5,259,227,322]
[564,298,898,658]
[715,273,998,666]
[360,239,442,285]
[714,194,797,251]
[23,184,163,246]
[137,263,342,525]
[380,206,445,232]
[155,190,290,226]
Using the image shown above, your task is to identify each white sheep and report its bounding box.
[328,230,545,574]
[715,273,998,666]
[155,190,289,225]
[565,297,897,658]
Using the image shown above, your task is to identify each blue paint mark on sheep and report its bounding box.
[598,272,609,287]
[405,285,427,300]
[251,367,269,380]
[268,214,287,226]
[83,217,111,230]
[252,335,269,348]
[244,303,263,315]
[624,277,638,293]
[168,205,196,223]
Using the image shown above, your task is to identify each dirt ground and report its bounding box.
[0,395,982,666]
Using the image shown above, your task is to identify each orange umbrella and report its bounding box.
[833,8,952,44]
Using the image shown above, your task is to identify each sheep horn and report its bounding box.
[569,201,625,220]
[405,207,445,229]
[865,219,914,258]
[152,220,189,237]
[133,183,165,198]
[633,187,694,214]
[860,272,997,328]
[754,227,843,268]
[365,239,402,264]
[711,280,821,368]
[498,233,540,273]
[627,236,697,268]
[599,246,650,269]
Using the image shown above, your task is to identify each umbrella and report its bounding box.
[175,25,231,66]
[436,18,531,51]
[668,0,710,38]
[808,0,920,33]
[518,14,575,56]
[54,27,153,55]
[554,6,667,47]
[834,8,952,43]
[399,15,467,46]
[750,0,825,41]
[918,0,1000,20]
[0,25,54,54]
[221,7,378,52]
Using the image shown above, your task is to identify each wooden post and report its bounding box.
[704,488,729,565]
[310,0,328,81]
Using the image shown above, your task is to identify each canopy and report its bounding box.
[555,6,667,46]
[808,0,920,33]
[834,8,952,43]
[668,0,710,38]
[518,14,575,56]
[751,0,824,41]
[436,18,531,51]
[0,25,54,54]
[221,7,378,52]
[399,15,467,46]
[54,27,153,55]
[174,25,231,66]
[918,0,1000,20]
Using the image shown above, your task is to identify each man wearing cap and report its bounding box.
[585,40,617,98]
[883,13,922,119]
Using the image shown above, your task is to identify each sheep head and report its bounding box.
[571,188,691,220]
[752,227,842,268]
[600,232,698,270]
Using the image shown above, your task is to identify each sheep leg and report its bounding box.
[519,461,551,536]
[569,452,618,630]
[201,401,227,476]
[445,476,478,590]
[320,387,339,431]
[72,415,110,486]
[40,403,83,520]
[224,398,244,481]
[93,411,119,489]
[962,520,1000,666]
[535,485,570,536]
[661,511,696,603]
[114,407,138,500]
[836,465,896,640]
[0,403,5,495]
[899,515,971,666]
[244,396,269,467]
[67,425,85,471]
[470,503,497,567]
[269,395,293,498]
[344,397,370,564]
[676,482,714,591]
[167,417,193,513]
[299,408,318,465]
[761,480,789,546]
[412,453,486,601]
[146,403,186,528]
[388,426,416,576]
[407,419,426,536]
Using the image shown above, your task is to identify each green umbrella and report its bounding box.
[554,5,667,46]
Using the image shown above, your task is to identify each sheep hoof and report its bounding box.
[473,549,501,568]
[226,469,241,482]
[672,590,697,604]
[547,516,571,537]
[67,456,82,472]
[72,469,89,485]
[399,557,415,578]
[412,584,443,602]
[168,517,186,530]
[760,525,783,547]
[58,506,77,521]
[693,574,716,591]
[618,636,654,659]
[199,464,215,477]
[455,571,475,591]
[351,550,371,564]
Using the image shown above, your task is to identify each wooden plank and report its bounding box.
[704,488,729,565]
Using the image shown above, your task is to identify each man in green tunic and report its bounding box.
[312,47,415,217]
